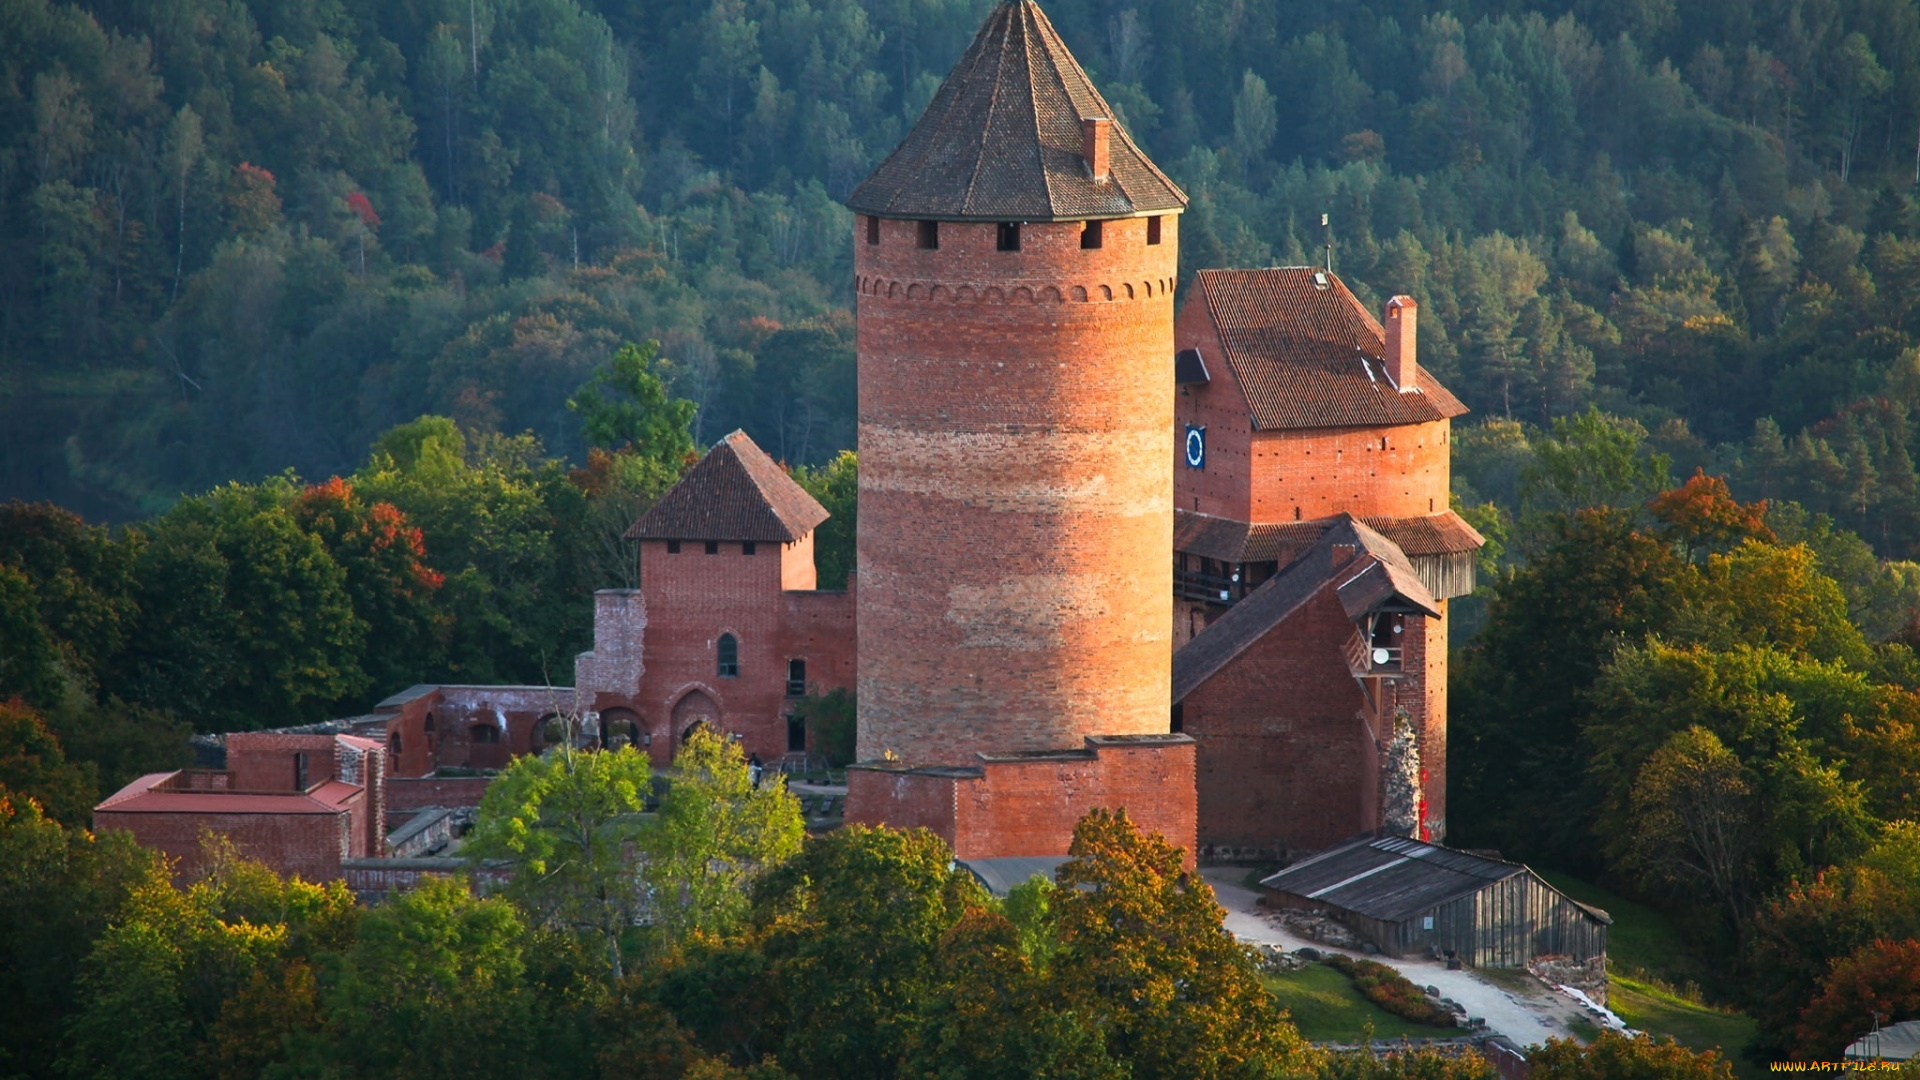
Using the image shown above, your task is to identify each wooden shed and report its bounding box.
[1258,835,1609,968]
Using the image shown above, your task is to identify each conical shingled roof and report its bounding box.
[625,431,829,543]
[846,0,1186,221]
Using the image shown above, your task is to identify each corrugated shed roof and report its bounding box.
[1194,268,1469,430]
[1174,510,1484,565]
[1174,516,1432,702]
[846,1,1186,221]
[627,430,829,543]
[1261,836,1612,927]
[1259,836,1527,922]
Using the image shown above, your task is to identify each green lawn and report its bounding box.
[1264,964,1461,1043]
[1533,871,1759,1080]
[1532,870,1699,985]
[1610,975,1760,1080]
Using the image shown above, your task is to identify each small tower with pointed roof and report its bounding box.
[844,0,1196,861]
[575,431,856,767]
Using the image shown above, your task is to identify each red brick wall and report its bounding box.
[855,214,1179,765]
[386,775,493,812]
[227,733,337,792]
[1172,289,1454,528]
[844,766,959,838]
[1181,584,1382,855]
[847,736,1196,865]
[423,687,570,771]
[780,587,857,757]
[380,690,441,778]
[1247,422,1452,522]
[1173,297,1254,521]
[98,804,357,883]
[628,536,854,766]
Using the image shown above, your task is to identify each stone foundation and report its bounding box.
[1529,954,1608,1007]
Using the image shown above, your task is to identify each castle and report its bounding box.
[97,0,1478,881]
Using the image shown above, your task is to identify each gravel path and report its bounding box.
[1203,867,1604,1048]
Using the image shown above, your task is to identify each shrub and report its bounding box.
[1323,954,1456,1027]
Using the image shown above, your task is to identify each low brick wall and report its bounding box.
[847,734,1197,864]
[386,775,493,812]
[99,806,354,883]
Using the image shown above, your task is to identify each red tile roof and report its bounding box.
[95,773,362,815]
[1194,268,1468,430]
[847,1,1186,221]
[627,430,830,543]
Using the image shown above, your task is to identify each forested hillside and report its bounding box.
[9,0,1920,1061]
[4,0,1920,541]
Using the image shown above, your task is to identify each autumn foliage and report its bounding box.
[1648,470,1773,556]
[1794,938,1920,1058]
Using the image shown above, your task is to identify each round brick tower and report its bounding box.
[846,0,1186,766]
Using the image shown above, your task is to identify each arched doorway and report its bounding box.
[601,707,641,750]
[671,690,720,748]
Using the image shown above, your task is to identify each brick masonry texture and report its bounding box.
[385,775,493,811]
[1168,270,1467,859]
[97,733,387,883]
[97,805,357,883]
[845,736,1196,865]
[1174,299,1453,523]
[612,535,854,765]
[1178,582,1447,857]
[854,214,1180,765]
[380,488,856,779]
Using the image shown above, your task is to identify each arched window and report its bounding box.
[786,658,807,697]
[389,731,402,756]
[717,633,739,677]
[471,724,500,745]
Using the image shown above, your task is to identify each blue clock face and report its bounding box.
[1184,425,1206,469]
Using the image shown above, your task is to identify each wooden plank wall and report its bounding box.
[1367,873,1607,967]
[1269,869,1607,968]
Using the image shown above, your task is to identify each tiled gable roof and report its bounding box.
[626,431,829,543]
[1195,268,1469,430]
[1172,517,1436,703]
[846,1,1186,221]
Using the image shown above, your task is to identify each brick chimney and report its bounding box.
[1384,295,1417,393]
[1082,117,1111,182]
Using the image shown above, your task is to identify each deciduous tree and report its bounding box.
[1051,809,1320,1080]
[469,740,653,978]
[643,727,804,944]
[1526,1032,1733,1080]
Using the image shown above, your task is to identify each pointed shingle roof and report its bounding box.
[625,431,829,543]
[846,1,1186,222]
[1194,268,1469,430]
